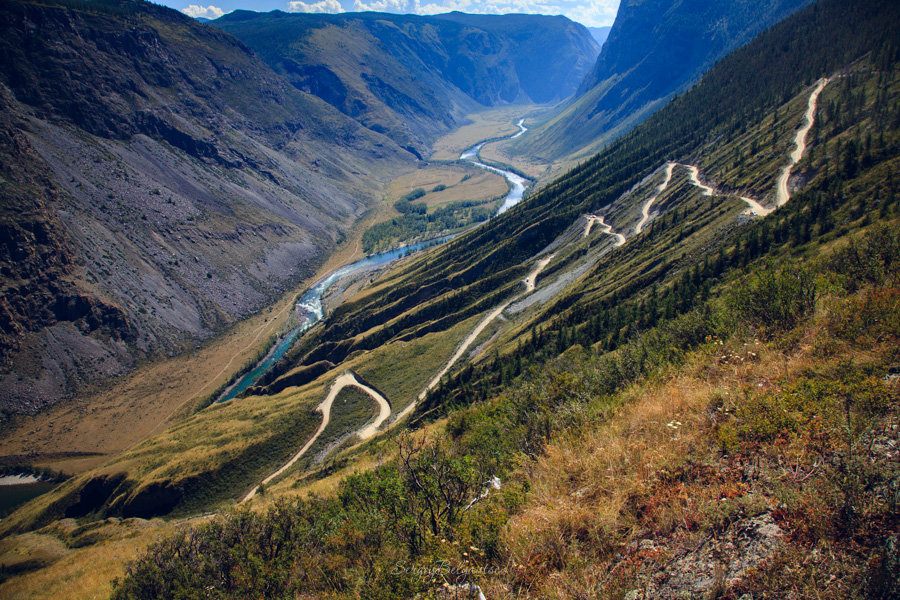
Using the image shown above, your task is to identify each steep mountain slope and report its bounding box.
[213,11,599,158]
[2,0,897,596]
[0,0,414,413]
[431,12,600,102]
[9,0,895,524]
[516,0,813,162]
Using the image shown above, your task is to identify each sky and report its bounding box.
[162,0,620,28]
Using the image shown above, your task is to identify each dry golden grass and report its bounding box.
[0,289,298,474]
[491,297,898,599]
[478,136,559,181]
[387,166,467,198]
[0,531,68,575]
[429,105,538,161]
[0,518,177,600]
[387,166,508,210]
[503,368,717,568]
[495,340,791,591]
[112,381,327,483]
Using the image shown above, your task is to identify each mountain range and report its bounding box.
[0,1,597,414]
[0,0,897,597]
[212,10,599,158]
[515,0,815,162]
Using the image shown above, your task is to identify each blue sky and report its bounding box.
[161,0,620,28]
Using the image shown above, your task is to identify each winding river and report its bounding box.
[459,135,528,214]
[217,237,449,402]
[216,121,531,402]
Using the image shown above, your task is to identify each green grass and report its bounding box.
[275,386,378,479]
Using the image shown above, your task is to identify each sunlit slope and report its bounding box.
[4,0,897,533]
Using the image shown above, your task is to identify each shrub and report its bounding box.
[393,198,426,215]
[401,188,427,202]
[827,288,900,343]
[727,262,816,335]
[826,224,900,292]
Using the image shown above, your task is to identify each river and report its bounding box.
[459,129,528,214]
[0,474,60,517]
[216,121,531,402]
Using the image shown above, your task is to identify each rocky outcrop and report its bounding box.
[623,513,786,599]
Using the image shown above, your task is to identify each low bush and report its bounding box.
[393,197,426,215]
[727,262,816,335]
[826,224,900,292]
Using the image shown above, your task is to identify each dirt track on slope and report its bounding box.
[241,371,390,502]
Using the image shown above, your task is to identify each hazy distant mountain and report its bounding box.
[587,25,611,46]
[214,11,600,157]
[431,12,601,102]
[519,0,813,161]
[0,0,413,412]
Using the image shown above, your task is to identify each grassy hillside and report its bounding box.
[2,0,897,597]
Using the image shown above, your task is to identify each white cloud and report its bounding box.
[181,4,225,19]
[350,0,619,27]
[288,0,345,13]
[417,0,472,15]
[352,0,416,12]
[563,0,619,27]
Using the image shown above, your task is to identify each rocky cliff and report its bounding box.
[0,0,413,413]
